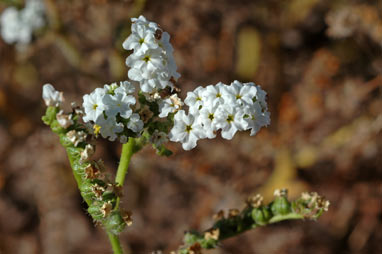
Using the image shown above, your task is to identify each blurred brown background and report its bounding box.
[0,0,381,253]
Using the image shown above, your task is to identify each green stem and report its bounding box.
[107,232,124,254]
[106,138,136,254]
[116,137,136,186]
[269,213,304,223]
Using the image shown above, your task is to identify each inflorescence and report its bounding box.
[63,15,271,151]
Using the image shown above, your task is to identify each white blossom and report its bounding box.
[216,105,248,140]
[82,88,106,123]
[127,113,144,133]
[159,94,183,118]
[102,92,135,119]
[198,105,220,139]
[169,110,206,150]
[221,80,257,106]
[202,82,226,107]
[123,23,158,54]
[184,86,205,114]
[42,83,64,107]
[96,115,123,141]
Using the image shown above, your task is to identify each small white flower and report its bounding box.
[116,81,135,95]
[222,80,257,106]
[131,15,158,32]
[202,82,226,107]
[122,24,158,54]
[126,49,164,79]
[198,105,220,139]
[102,92,135,119]
[184,86,205,114]
[243,102,270,135]
[169,110,206,150]
[216,105,248,140]
[95,115,123,141]
[82,88,106,122]
[159,94,183,118]
[42,83,64,107]
[127,113,144,133]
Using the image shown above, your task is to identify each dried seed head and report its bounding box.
[170,94,183,109]
[314,194,330,212]
[101,202,112,217]
[154,29,162,40]
[121,210,133,226]
[188,242,202,254]
[228,208,240,217]
[66,130,87,147]
[247,194,264,208]
[274,188,288,198]
[91,184,105,199]
[56,110,74,129]
[204,228,220,241]
[84,164,100,180]
[212,210,225,221]
[139,105,154,123]
[80,144,95,162]
[111,184,123,197]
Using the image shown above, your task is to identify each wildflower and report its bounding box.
[184,86,205,114]
[216,105,248,140]
[169,110,206,150]
[95,115,123,141]
[42,84,64,107]
[127,113,144,133]
[222,80,257,106]
[82,88,106,123]
[102,91,135,119]
[159,94,183,118]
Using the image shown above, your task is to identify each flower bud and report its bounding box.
[251,206,271,226]
[88,202,104,221]
[271,196,291,215]
[104,211,126,235]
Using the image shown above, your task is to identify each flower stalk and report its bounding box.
[177,190,329,254]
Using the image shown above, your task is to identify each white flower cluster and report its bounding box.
[169,81,270,150]
[0,0,45,45]
[123,16,180,93]
[82,81,143,142]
